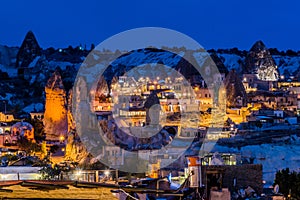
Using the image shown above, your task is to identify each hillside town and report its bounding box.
[0,31,300,199]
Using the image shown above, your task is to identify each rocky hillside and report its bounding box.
[1,31,300,115]
[216,45,300,80]
[0,31,88,116]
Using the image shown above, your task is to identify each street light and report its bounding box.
[104,170,110,176]
[75,170,82,181]
[59,135,65,143]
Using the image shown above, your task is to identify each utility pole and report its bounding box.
[3,101,6,114]
[116,169,118,184]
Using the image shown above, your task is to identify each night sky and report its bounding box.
[0,0,299,50]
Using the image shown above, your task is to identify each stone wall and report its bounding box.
[210,189,231,200]
[202,164,263,194]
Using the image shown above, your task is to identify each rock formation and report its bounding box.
[95,75,109,96]
[44,69,68,141]
[144,91,160,125]
[67,89,75,133]
[210,53,228,75]
[176,50,201,79]
[224,69,247,107]
[16,31,41,76]
[65,131,89,164]
[0,45,18,67]
[243,40,279,81]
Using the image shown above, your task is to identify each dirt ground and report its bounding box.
[0,185,118,199]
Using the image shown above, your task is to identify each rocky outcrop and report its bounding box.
[94,75,109,101]
[176,50,201,79]
[65,131,89,164]
[62,77,89,164]
[210,53,228,75]
[224,69,247,107]
[144,92,160,125]
[67,89,75,132]
[43,69,68,141]
[243,40,279,81]
[16,31,41,75]
[0,45,19,67]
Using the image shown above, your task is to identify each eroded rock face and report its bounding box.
[0,45,18,67]
[67,89,75,132]
[16,31,41,73]
[144,92,160,125]
[97,115,175,151]
[244,40,279,81]
[210,53,228,75]
[95,75,109,97]
[65,131,89,164]
[44,70,68,141]
[224,69,247,107]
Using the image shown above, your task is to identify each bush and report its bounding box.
[39,164,61,180]
[18,136,41,154]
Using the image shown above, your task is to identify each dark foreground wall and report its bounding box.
[202,164,263,194]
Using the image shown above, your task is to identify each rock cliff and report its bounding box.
[16,31,41,75]
[243,40,279,81]
[44,69,68,141]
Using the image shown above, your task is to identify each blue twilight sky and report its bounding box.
[0,0,299,50]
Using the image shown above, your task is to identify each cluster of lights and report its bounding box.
[59,135,65,141]
[0,174,7,180]
[104,170,110,176]
[75,170,82,177]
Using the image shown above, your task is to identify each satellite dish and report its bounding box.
[274,184,279,194]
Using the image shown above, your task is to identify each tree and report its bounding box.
[255,120,263,131]
[25,118,45,142]
[18,136,41,155]
[0,154,19,165]
[50,145,59,154]
[286,49,297,56]
[39,164,61,180]
[274,168,300,199]
[269,48,280,55]
[11,104,22,116]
